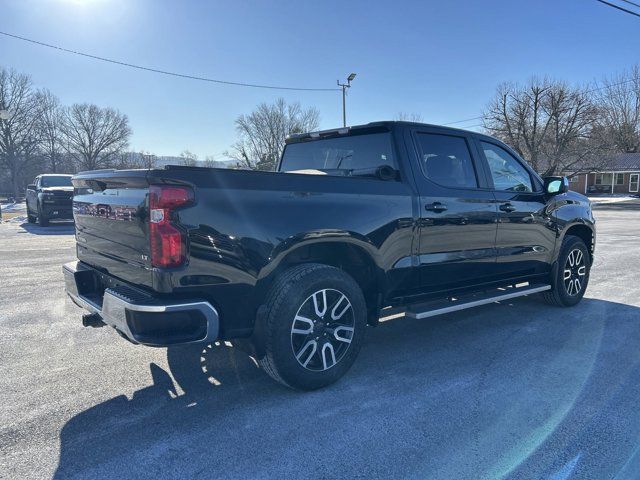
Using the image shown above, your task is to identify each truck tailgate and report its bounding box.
[72,170,153,287]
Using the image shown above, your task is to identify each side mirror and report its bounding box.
[26,184,36,191]
[544,176,569,195]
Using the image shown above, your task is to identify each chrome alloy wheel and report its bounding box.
[290,289,355,371]
[563,248,586,296]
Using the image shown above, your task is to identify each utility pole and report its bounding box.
[337,73,357,127]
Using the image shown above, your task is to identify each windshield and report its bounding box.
[41,176,72,187]
[280,132,396,177]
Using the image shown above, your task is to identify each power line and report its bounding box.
[594,0,640,18]
[0,30,340,92]
[620,0,640,9]
[584,76,637,94]
[441,116,483,126]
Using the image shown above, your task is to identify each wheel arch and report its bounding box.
[561,222,595,263]
[256,238,385,325]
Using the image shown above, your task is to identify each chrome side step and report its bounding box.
[405,283,551,320]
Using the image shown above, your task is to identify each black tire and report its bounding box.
[256,263,366,391]
[543,235,591,307]
[27,210,36,223]
[37,204,49,227]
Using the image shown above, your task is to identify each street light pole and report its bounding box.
[337,73,356,127]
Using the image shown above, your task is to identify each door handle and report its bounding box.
[425,202,447,213]
[499,203,516,212]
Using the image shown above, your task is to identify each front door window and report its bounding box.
[480,142,534,192]
[630,174,639,193]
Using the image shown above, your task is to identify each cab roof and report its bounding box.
[286,120,495,143]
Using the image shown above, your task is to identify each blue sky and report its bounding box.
[1,0,639,159]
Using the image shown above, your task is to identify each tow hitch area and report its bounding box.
[82,312,105,328]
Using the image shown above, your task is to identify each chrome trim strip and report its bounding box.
[101,289,219,344]
[408,284,551,320]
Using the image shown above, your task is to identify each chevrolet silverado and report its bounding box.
[63,121,595,390]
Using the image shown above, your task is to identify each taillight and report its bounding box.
[149,185,194,268]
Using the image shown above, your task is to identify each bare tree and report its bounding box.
[202,154,217,168]
[36,89,65,173]
[139,150,157,168]
[179,149,198,166]
[541,83,601,175]
[594,66,640,153]
[483,79,551,173]
[113,150,159,169]
[0,67,42,197]
[61,103,131,171]
[226,98,320,171]
[113,151,138,169]
[395,112,424,122]
[483,78,601,175]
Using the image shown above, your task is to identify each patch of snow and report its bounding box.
[588,195,637,204]
[4,215,27,223]
[1,202,27,213]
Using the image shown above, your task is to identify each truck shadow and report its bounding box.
[18,221,75,235]
[53,297,640,479]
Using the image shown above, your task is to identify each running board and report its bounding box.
[405,283,551,320]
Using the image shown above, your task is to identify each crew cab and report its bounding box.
[63,122,595,390]
[26,174,74,226]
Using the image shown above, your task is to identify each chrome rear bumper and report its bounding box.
[63,261,219,346]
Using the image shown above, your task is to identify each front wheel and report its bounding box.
[543,235,591,307]
[37,204,49,227]
[256,263,367,390]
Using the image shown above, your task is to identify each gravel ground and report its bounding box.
[1,205,640,480]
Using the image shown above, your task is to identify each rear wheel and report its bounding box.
[256,263,366,390]
[543,235,590,307]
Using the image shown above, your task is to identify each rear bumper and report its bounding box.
[63,261,219,346]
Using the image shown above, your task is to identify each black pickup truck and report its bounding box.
[26,174,74,226]
[64,121,595,390]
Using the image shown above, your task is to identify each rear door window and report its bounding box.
[415,133,478,189]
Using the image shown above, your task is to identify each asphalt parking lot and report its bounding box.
[1,204,640,480]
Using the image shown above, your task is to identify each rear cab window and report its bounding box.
[280,131,397,179]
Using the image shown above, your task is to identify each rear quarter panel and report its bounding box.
[156,168,416,335]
